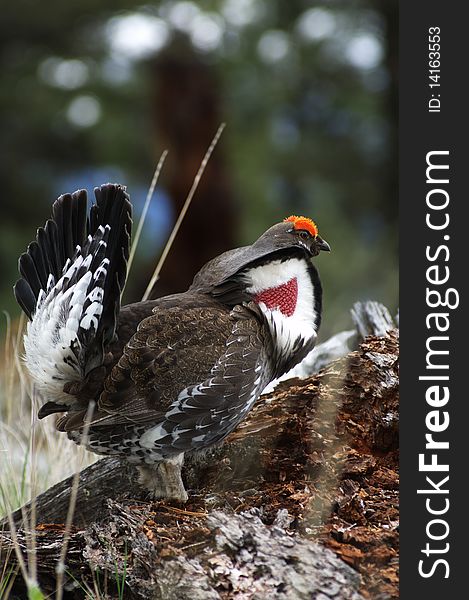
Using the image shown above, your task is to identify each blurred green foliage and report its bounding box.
[0,0,397,338]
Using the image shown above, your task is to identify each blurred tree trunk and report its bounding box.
[136,41,238,299]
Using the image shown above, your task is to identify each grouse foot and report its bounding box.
[137,455,188,502]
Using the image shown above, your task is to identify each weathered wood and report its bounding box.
[351,300,396,339]
[4,457,134,529]
[4,508,365,600]
[1,329,399,599]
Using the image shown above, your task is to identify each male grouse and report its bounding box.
[14,184,330,501]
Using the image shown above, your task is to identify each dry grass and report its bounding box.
[0,314,97,598]
[0,314,97,521]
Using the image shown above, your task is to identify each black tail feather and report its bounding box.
[15,191,90,318]
[18,251,43,306]
[51,189,89,265]
[14,277,36,319]
[14,183,133,366]
[90,184,132,349]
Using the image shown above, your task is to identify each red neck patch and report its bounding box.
[254,277,298,317]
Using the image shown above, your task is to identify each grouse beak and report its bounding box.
[316,236,331,252]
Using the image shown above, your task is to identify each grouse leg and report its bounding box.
[137,454,188,502]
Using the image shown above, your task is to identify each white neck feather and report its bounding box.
[244,257,318,357]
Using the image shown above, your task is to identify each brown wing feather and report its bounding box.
[58,299,234,430]
[148,302,273,455]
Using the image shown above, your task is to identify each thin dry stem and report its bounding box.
[2,311,12,422]
[26,387,39,586]
[142,123,226,301]
[127,150,169,275]
[55,400,96,600]
[3,502,29,591]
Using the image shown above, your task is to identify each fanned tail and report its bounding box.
[14,183,132,407]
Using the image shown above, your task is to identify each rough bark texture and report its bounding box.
[1,327,399,600]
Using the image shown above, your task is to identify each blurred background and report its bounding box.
[0,0,397,340]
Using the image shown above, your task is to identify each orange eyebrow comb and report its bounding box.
[284,215,318,237]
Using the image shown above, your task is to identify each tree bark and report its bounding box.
[1,326,399,599]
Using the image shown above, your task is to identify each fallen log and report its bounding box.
[1,324,399,599]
